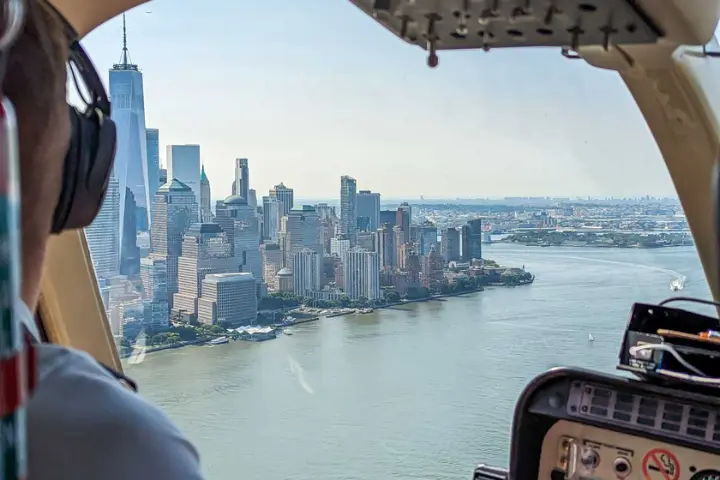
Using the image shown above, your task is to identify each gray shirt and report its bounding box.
[21,301,205,479]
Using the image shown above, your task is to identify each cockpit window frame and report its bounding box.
[38,229,122,372]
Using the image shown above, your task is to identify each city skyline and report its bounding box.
[71,0,692,200]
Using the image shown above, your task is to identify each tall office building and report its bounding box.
[460,224,471,261]
[377,223,396,269]
[145,128,160,195]
[143,128,159,232]
[173,223,236,320]
[466,219,483,260]
[340,176,358,246]
[86,174,120,279]
[421,245,445,290]
[292,248,323,297]
[396,202,412,244]
[248,189,257,210]
[200,165,213,223]
[262,196,280,242]
[140,255,169,328]
[150,179,198,308]
[261,243,283,291]
[281,206,324,268]
[393,226,405,267]
[120,187,140,276]
[224,195,262,284]
[418,222,438,256]
[197,273,257,326]
[357,190,381,231]
[379,210,397,227]
[342,248,381,300]
[270,182,294,217]
[109,15,151,249]
[159,168,167,185]
[166,144,201,216]
[441,228,461,262]
[235,158,249,200]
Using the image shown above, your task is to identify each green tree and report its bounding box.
[210,325,225,335]
[384,291,401,303]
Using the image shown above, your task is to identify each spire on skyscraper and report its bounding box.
[113,14,138,71]
[121,14,128,65]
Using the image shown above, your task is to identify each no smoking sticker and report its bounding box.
[642,448,680,480]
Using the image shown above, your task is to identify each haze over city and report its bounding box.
[73,0,692,200]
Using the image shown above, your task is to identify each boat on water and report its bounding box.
[670,276,686,291]
[283,328,293,335]
[588,333,594,342]
[326,308,357,318]
[207,336,229,345]
[235,326,278,342]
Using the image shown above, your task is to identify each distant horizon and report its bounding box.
[208,195,680,205]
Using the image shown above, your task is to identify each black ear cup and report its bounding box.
[50,105,117,234]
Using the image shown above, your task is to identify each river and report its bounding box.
[126,244,710,480]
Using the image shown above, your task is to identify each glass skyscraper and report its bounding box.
[146,128,160,193]
[340,175,358,246]
[86,175,120,279]
[356,190,381,231]
[166,144,201,217]
[235,158,249,200]
[109,15,151,262]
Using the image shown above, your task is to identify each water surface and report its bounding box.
[128,245,708,480]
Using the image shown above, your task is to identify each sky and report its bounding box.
[75,0,692,200]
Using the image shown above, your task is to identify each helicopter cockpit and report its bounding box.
[348,1,720,479]
[3,0,720,479]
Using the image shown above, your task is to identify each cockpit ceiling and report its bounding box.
[45,1,720,47]
[350,1,720,53]
[47,0,149,37]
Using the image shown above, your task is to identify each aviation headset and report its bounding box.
[32,0,118,234]
[53,37,117,234]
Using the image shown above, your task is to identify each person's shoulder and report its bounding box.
[28,343,204,480]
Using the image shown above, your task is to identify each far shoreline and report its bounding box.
[502,242,693,249]
[121,283,531,362]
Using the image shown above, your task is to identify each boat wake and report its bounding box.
[553,255,683,279]
[288,355,314,395]
[670,276,687,291]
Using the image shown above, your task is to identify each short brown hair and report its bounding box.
[2,0,71,308]
[3,0,69,238]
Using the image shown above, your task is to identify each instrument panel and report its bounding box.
[474,368,720,480]
[539,420,720,480]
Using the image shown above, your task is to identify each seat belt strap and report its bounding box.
[0,327,36,416]
[98,363,138,393]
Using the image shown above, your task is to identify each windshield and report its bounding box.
[76,2,717,479]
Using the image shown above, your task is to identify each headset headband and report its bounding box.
[38,0,110,116]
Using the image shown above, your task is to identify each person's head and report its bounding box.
[3,0,70,310]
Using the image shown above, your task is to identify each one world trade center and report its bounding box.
[108,15,151,269]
